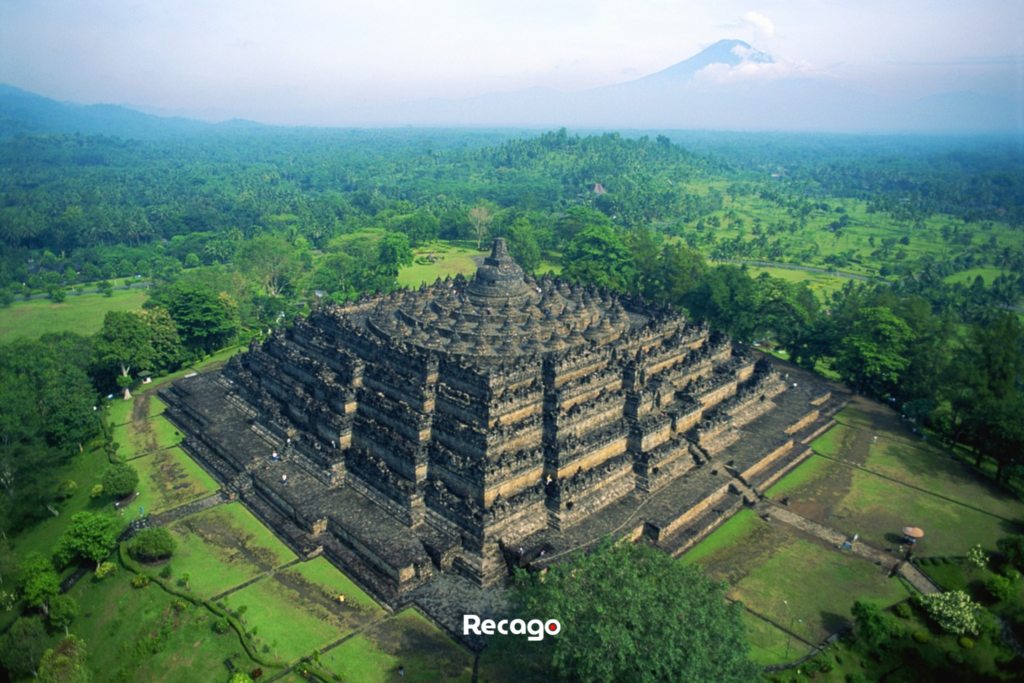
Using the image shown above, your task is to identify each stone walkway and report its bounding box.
[758,501,940,595]
[148,491,226,527]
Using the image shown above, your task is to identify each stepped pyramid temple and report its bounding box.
[162,238,845,635]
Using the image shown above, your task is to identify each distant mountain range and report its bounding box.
[1,39,1021,136]
[0,83,262,139]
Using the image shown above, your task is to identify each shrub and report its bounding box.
[958,636,975,649]
[55,480,78,500]
[895,603,912,619]
[986,575,1016,603]
[913,631,930,644]
[1001,566,1022,582]
[997,535,1024,570]
[102,463,139,498]
[213,618,231,634]
[130,527,177,562]
[947,651,965,664]
[846,674,869,683]
[94,561,118,579]
[90,484,104,499]
[131,575,150,588]
[803,658,822,674]
[919,591,979,636]
[159,564,173,579]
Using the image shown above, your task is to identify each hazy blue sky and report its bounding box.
[2,0,1021,124]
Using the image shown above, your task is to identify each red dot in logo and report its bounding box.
[549,623,556,631]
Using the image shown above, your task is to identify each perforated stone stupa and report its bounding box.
[161,238,846,632]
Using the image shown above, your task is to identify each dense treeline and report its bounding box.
[671,131,1024,225]
[0,126,1022,532]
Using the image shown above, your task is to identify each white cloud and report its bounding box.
[743,10,775,38]
[694,52,827,84]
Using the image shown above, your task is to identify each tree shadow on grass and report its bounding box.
[818,610,849,636]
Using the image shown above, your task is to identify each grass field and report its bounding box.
[132,446,219,514]
[111,410,183,461]
[683,397,1024,673]
[742,610,812,667]
[746,266,847,299]
[227,558,385,662]
[166,503,297,600]
[398,246,488,288]
[2,445,115,582]
[787,402,1024,555]
[0,287,149,343]
[60,558,258,683]
[687,511,910,643]
[323,609,474,683]
[675,183,1023,285]
[944,267,1010,285]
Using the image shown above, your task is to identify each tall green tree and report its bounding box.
[499,538,759,683]
[234,235,302,297]
[93,311,152,399]
[19,552,60,615]
[0,617,47,679]
[377,232,413,276]
[53,512,119,570]
[505,219,542,273]
[138,306,184,373]
[562,225,635,293]
[157,282,238,355]
[48,594,79,636]
[833,306,914,396]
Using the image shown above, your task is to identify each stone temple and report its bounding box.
[162,238,845,636]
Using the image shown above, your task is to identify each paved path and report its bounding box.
[148,491,226,527]
[759,501,940,595]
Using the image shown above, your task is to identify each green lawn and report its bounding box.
[689,510,911,643]
[746,266,846,300]
[5,444,116,568]
[742,610,812,667]
[944,267,1009,286]
[763,455,833,500]
[808,422,857,458]
[291,555,384,613]
[0,287,149,343]
[166,503,297,599]
[768,452,1020,558]
[62,558,261,683]
[227,557,385,663]
[730,537,911,642]
[398,247,488,288]
[133,446,219,514]
[863,439,1024,524]
[682,509,763,564]
[323,609,473,682]
[111,412,183,461]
